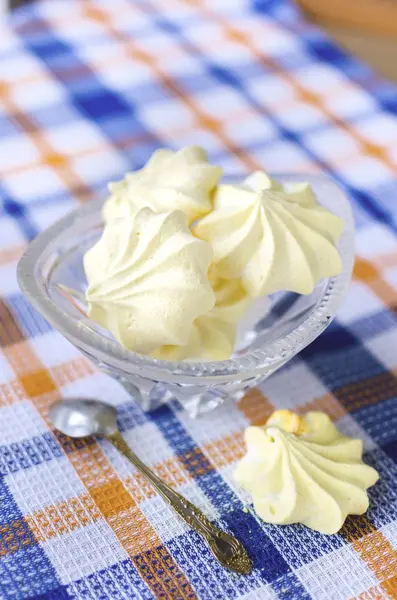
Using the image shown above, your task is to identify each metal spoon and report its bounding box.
[49,398,252,575]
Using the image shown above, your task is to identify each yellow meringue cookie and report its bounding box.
[103,146,222,225]
[84,208,215,354]
[266,409,308,436]
[193,172,344,297]
[234,410,379,534]
[152,271,251,361]
[244,171,282,192]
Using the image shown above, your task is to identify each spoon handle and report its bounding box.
[107,431,251,575]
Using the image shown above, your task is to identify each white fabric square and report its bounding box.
[0,353,14,384]
[0,262,21,295]
[355,113,397,146]
[44,121,107,156]
[250,140,310,172]
[102,422,174,480]
[158,49,201,76]
[139,33,199,74]
[76,37,124,65]
[381,520,397,549]
[43,520,127,584]
[365,329,397,372]
[156,0,199,21]
[31,332,81,369]
[39,0,76,19]
[305,128,361,162]
[356,223,397,260]
[140,98,196,132]
[140,480,219,543]
[104,8,150,37]
[202,37,253,64]
[276,102,328,132]
[0,52,43,82]
[61,373,132,406]
[388,145,397,166]
[0,27,21,54]
[7,457,88,514]
[138,492,189,542]
[261,360,328,409]
[338,157,395,188]
[4,166,66,204]
[122,422,175,464]
[169,130,221,154]
[224,115,276,146]
[29,198,77,232]
[254,26,302,56]
[336,281,382,325]
[11,78,67,112]
[94,55,153,90]
[296,544,378,600]
[0,136,40,171]
[176,398,248,446]
[325,86,377,120]
[220,463,252,506]
[194,88,248,120]
[135,30,177,56]
[239,588,277,600]
[53,16,107,45]
[247,76,294,108]
[0,400,47,444]
[0,216,26,248]
[383,267,397,291]
[336,414,378,451]
[72,149,129,186]
[297,64,346,95]
[217,152,250,175]
[185,20,225,50]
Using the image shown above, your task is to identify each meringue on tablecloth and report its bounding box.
[234,410,379,534]
[84,207,215,354]
[193,171,344,297]
[103,146,222,225]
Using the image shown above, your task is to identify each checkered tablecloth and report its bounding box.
[1,0,397,598]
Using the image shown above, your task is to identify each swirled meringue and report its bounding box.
[234,410,379,534]
[103,146,222,225]
[152,269,251,361]
[84,208,215,354]
[193,172,344,297]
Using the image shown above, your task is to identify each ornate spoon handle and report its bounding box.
[107,432,252,574]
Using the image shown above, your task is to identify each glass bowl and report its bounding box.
[17,174,354,417]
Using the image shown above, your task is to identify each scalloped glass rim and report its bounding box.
[17,174,354,384]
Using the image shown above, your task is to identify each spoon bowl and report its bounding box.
[49,398,118,438]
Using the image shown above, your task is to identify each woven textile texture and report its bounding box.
[1,0,397,598]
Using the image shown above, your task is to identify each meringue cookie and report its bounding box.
[152,272,251,361]
[234,410,379,534]
[103,146,222,225]
[193,172,344,297]
[244,171,282,192]
[84,208,215,354]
